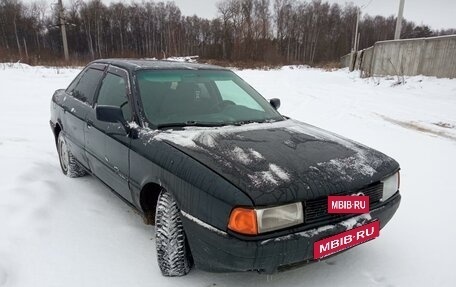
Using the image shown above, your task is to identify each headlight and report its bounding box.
[228,202,303,235]
[381,171,400,201]
[256,202,304,233]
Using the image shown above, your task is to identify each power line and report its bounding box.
[361,0,375,10]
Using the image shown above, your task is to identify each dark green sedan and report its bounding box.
[50,59,400,276]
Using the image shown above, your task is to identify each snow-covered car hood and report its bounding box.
[148,119,399,205]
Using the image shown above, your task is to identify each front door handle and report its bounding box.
[87,120,93,128]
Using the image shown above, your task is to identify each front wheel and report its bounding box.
[155,189,192,276]
[57,132,86,178]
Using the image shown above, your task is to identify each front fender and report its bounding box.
[129,137,252,231]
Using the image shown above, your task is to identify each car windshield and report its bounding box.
[136,69,283,128]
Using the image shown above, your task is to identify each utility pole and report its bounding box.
[58,0,69,61]
[354,8,360,53]
[349,7,361,71]
[394,0,405,39]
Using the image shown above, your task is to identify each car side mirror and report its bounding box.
[270,98,281,110]
[96,105,133,136]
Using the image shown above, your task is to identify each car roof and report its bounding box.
[91,58,229,72]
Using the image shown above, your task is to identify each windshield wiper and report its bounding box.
[232,119,267,126]
[157,121,227,129]
[232,118,284,126]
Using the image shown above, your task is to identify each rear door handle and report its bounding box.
[87,120,93,128]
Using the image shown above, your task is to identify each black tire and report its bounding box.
[155,189,192,276]
[57,132,87,178]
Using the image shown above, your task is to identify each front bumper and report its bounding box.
[182,192,401,273]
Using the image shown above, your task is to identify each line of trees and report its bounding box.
[0,0,455,65]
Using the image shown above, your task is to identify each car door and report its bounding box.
[85,66,133,202]
[63,64,106,168]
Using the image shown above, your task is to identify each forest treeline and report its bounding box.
[0,0,455,65]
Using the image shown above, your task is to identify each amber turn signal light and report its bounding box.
[228,207,258,235]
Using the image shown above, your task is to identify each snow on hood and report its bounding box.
[136,119,399,205]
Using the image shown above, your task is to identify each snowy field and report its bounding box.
[1,63,456,286]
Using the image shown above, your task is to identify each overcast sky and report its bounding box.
[57,0,456,30]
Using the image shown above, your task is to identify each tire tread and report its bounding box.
[155,189,191,276]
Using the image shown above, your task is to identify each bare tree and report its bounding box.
[0,0,452,65]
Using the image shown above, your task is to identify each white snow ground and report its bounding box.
[1,63,456,286]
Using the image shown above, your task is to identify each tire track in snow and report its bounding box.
[378,114,456,142]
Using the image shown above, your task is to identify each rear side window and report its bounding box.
[69,68,104,105]
[66,71,83,92]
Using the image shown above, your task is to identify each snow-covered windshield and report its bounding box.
[136,69,283,128]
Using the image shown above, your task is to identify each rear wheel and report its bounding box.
[57,132,86,178]
[155,189,192,276]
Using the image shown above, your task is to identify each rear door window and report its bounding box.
[68,68,104,105]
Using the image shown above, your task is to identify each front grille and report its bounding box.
[304,182,383,224]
